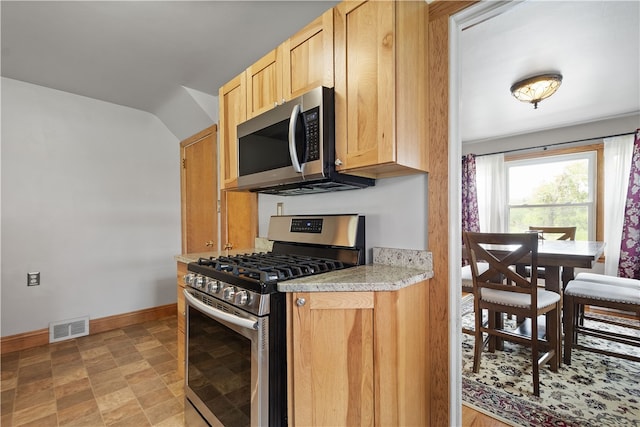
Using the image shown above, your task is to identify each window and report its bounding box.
[506,151,597,240]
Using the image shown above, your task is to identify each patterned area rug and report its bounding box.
[461,295,640,427]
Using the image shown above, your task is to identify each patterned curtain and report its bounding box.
[618,130,640,279]
[462,154,480,234]
[462,154,480,266]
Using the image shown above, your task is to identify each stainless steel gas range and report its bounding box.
[183,214,365,427]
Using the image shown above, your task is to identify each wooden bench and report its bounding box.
[563,274,640,364]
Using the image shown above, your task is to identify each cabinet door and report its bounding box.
[334,0,395,172]
[374,283,429,426]
[282,9,334,100]
[219,73,246,189]
[246,47,283,119]
[220,190,258,251]
[180,126,218,253]
[288,292,374,426]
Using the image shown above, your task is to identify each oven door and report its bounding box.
[184,289,269,427]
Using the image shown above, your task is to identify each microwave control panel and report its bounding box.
[304,108,320,162]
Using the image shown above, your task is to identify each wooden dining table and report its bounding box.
[464,239,606,352]
[489,240,606,293]
[463,239,606,293]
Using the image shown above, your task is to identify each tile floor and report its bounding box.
[1,316,185,427]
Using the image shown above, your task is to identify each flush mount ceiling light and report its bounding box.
[510,73,563,109]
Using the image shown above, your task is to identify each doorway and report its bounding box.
[449,2,519,425]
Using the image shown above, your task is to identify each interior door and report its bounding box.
[181,125,218,253]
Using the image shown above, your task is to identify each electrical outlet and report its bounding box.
[27,272,40,286]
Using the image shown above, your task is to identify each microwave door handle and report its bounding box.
[288,104,303,173]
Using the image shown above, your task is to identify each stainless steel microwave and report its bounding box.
[236,86,374,195]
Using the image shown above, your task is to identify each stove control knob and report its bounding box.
[194,276,204,289]
[222,286,235,302]
[183,274,194,285]
[235,290,249,306]
[207,280,221,294]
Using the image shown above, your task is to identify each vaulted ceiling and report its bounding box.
[2,1,638,142]
[1,1,339,113]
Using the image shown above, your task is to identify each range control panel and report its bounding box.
[290,218,323,233]
[268,214,362,247]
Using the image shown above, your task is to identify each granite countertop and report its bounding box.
[175,243,433,293]
[277,264,432,292]
[277,247,433,292]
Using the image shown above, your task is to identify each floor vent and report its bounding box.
[49,316,89,343]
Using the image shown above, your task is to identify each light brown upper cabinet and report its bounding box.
[222,7,335,190]
[334,0,429,178]
[246,47,283,120]
[246,8,335,121]
[219,73,246,190]
[282,9,335,100]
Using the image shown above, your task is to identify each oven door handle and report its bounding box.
[183,289,258,330]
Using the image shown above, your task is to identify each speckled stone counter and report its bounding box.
[176,245,433,293]
[277,247,433,292]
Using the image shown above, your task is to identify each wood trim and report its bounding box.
[1,304,177,355]
[0,328,49,355]
[505,142,605,242]
[504,143,603,162]
[286,293,295,425]
[428,1,478,21]
[179,124,218,149]
[90,304,176,334]
[427,11,452,427]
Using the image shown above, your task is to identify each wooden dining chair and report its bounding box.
[463,231,562,397]
[528,226,576,241]
[526,226,576,281]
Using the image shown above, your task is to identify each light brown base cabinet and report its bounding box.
[286,280,430,426]
[176,261,187,374]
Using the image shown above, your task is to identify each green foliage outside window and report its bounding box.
[508,158,591,240]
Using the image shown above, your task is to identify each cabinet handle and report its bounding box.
[335,159,343,166]
[205,241,214,247]
[296,297,306,307]
[224,243,233,256]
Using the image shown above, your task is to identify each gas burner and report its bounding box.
[195,252,346,283]
[186,215,365,315]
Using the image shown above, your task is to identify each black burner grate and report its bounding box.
[196,253,345,283]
